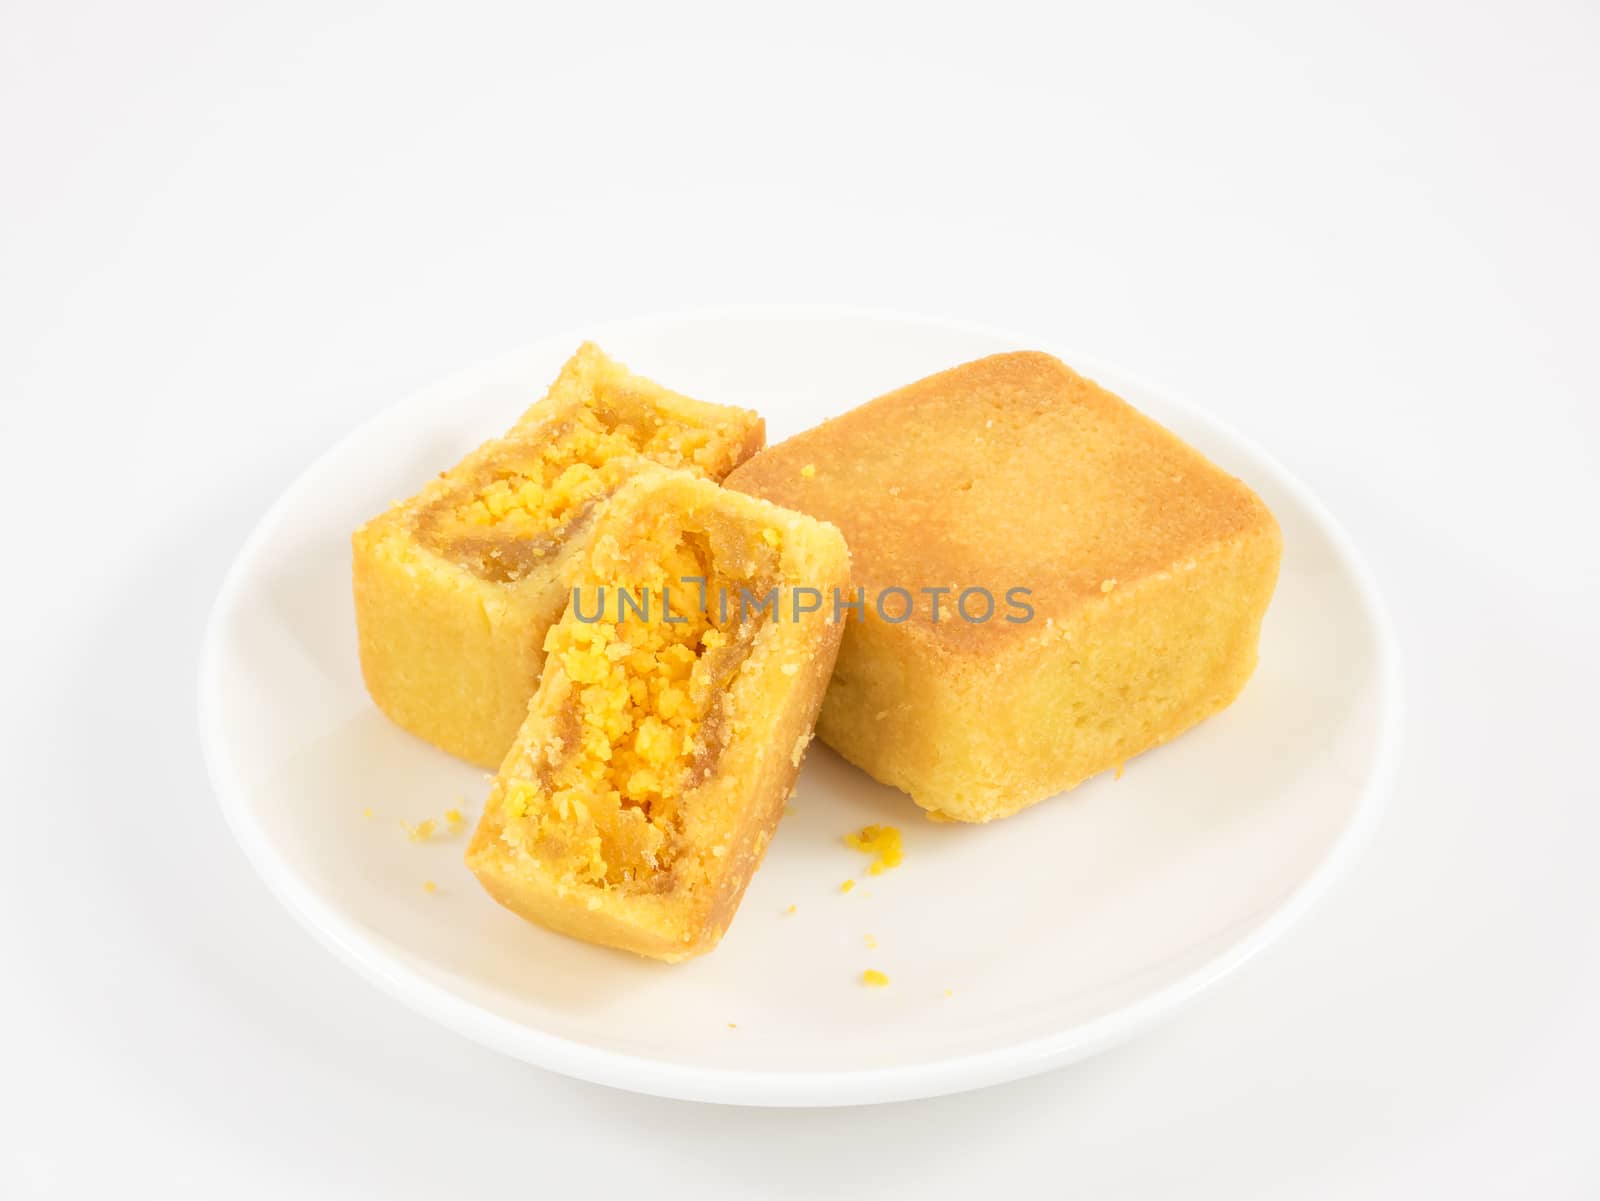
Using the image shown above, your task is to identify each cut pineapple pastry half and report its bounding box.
[352,342,764,768]
[467,471,851,961]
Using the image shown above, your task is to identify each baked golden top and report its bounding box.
[725,351,1277,651]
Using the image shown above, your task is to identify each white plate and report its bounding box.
[199,308,1401,1107]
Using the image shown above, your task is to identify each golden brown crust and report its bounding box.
[726,350,1275,654]
[727,351,1282,822]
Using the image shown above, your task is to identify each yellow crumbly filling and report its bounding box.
[861,970,890,988]
[845,824,903,875]
[420,403,721,581]
[500,527,773,891]
[453,407,714,534]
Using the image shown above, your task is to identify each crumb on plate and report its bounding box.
[845,824,903,875]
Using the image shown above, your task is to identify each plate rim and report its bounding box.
[197,304,1404,1107]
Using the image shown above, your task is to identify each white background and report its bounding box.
[2,1,1596,1197]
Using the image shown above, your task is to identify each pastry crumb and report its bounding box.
[445,807,465,827]
[943,988,954,998]
[786,904,797,915]
[861,970,889,988]
[362,807,375,819]
[422,880,437,894]
[840,879,855,894]
[405,819,437,842]
[1114,762,1125,781]
[845,824,903,875]
[864,933,877,949]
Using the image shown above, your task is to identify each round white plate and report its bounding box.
[199,308,1400,1107]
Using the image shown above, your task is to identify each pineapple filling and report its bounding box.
[501,522,778,891]
[416,402,719,583]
